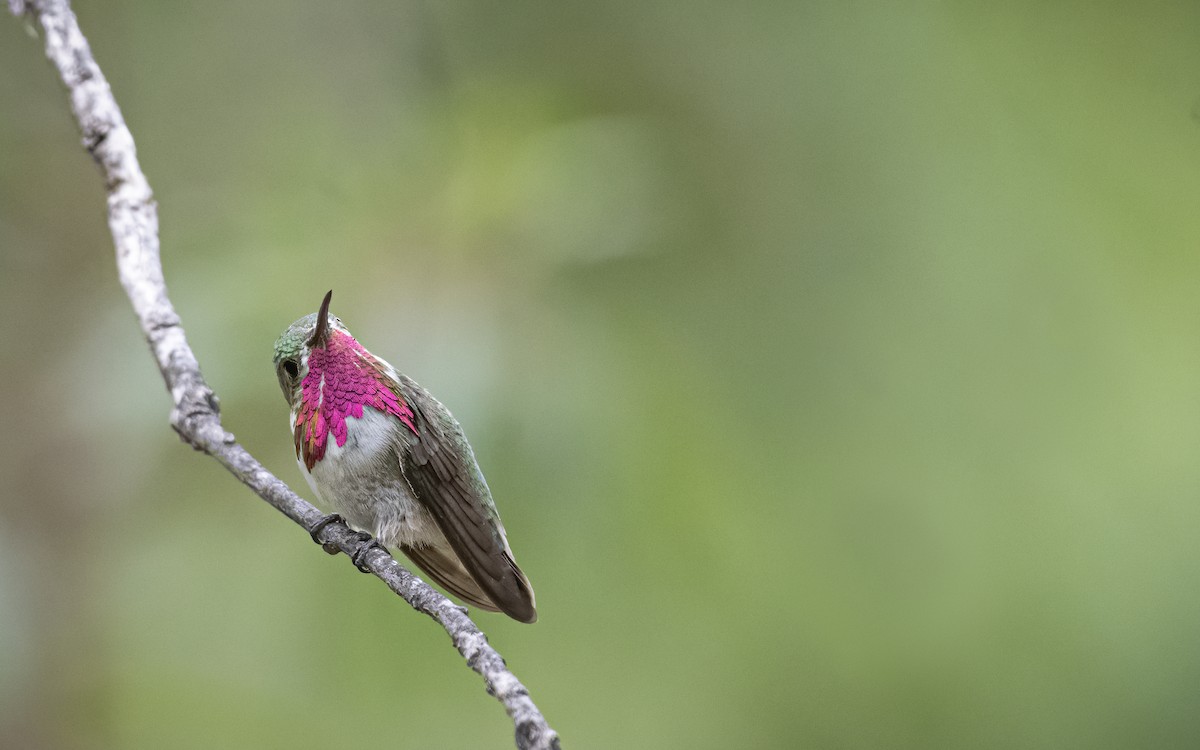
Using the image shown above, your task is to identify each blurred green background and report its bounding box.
[3,1,1200,748]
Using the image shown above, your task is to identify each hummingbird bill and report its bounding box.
[273,291,537,623]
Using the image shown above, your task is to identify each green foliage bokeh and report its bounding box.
[3,2,1200,748]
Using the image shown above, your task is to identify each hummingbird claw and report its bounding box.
[350,535,389,573]
[309,512,346,553]
[308,514,387,570]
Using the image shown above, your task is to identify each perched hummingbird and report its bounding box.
[272,291,537,623]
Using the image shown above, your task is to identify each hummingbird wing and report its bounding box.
[395,375,538,623]
[399,540,501,613]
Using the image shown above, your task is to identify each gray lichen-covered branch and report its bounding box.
[7,2,561,748]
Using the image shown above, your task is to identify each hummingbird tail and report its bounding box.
[401,541,537,623]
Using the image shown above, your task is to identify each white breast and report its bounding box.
[295,407,438,547]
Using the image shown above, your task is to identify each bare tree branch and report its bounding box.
[8,2,561,748]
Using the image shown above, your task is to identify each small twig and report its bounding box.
[8,2,560,748]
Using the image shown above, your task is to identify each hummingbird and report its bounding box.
[272,291,537,623]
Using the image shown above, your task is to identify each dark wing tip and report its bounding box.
[499,554,538,623]
[401,544,538,623]
[507,598,538,624]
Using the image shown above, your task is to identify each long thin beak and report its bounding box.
[307,290,333,347]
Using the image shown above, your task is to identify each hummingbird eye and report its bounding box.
[282,359,299,379]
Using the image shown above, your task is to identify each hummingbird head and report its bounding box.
[274,290,418,469]
[272,290,345,410]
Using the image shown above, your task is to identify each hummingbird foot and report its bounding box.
[349,534,389,573]
[308,513,347,556]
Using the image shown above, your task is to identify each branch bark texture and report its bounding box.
[9,3,561,748]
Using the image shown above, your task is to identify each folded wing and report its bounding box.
[396,376,537,623]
